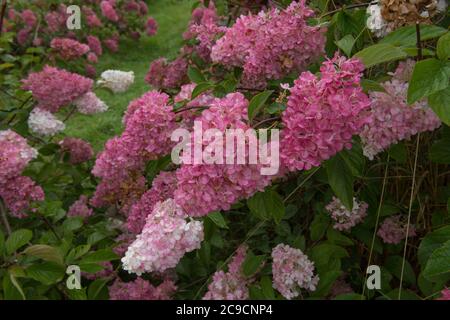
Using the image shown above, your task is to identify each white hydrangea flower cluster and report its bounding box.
[122,198,204,275]
[97,70,135,93]
[74,92,109,114]
[366,3,389,37]
[28,108,65,137]
[325,197,368,231]
[271,244,319,300]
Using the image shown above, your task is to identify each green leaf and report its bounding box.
[429,136,450,164]
[360,79,386,93]
[385,256,416,286]
[63,217,84,232]
[88,279,109,300]
[247,189,285,223]
[23,245,64,265]
[79,248,118,265]
[6,229,33,255]
[66,288,87,300]
[207,211,228,229]
[437,32,450,61]
[339,144,365,176]
[334,293,366,300]
[418,225,450,266]
[248,90,274,122]
[428,89,450,126]
[260,276,275,299]
[310,212,330,241]
[407,58,449,104]
[313,270,341,297]
[187,66,205,84]
[335,34,355,57]
[353,44,407,68]
[66,244,91,263]
[326,154,354,210]
[423,240,450,279]
[388,143,408,163]
[380,25,447,46]
[242,252,265,277]
[327,227,354,246]
[26,262,65,285]
[191,82,214,99]
[3,273,25,300]
[0,229,4,255]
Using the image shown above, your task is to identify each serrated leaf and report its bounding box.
[326,154,354,210]
[6,229,33,255]
[353,44,407,68]
[187,66,205,84]
[418,225,450,266]
[191,82,213,99]
[23,245,64,265]
[207,211,228,229]
[79,248,118,265]
[437,32,450,61]
[247,189,285,223]
[248,90,274,122]
[242,252,265,277]
[335,34,355,57]
[26,262,65,285]
[423,240,450,279]
[428,89,450,126]
[407,58,449,104]
[380,25,447,46]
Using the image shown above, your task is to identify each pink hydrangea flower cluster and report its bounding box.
[359,62,441,160]
[174,93,273,217]
[183,2,225,62]
[67,195,94,218]
[0,130,38,184]
[121,199,204,275]
[145,18,158,36]
[92,91,177,212]
[437,288,450,300]
[325,197,368,231]
[174,83,215,108]
[44,9,67,33]
[103,37,119,52]
[211,1,326,88]
[87,35,103,56]
[145,57,188,90]
[21,9,37,28]
[203,246,250,300]
[377,215,416,244]
[50,38,90,61]
[0,130,44,218]
[271,244,319,300]
[74,92,109,114]
[109,277,177,300]
[22,66,93,113]
[127,171,178,234]
[100,0,119,22]
[280,54,371,172]
[83,6,103,28]
[59,138,94,165]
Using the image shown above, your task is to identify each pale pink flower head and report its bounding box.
[271,244,319,300]
[326,197,368,231]
[74,91,109,114]
[203,246,249,300]
[0,130,38,184]
[121,199,204,275]
[377,215,416,244]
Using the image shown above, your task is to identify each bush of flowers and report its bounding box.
[0,0,449,301]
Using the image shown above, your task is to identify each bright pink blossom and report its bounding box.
[109,277,177,300]
[67,195,93,218]
[50,38,90,61]
[59,138,94,164]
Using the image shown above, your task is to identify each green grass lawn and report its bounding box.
[63,0,195,151]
